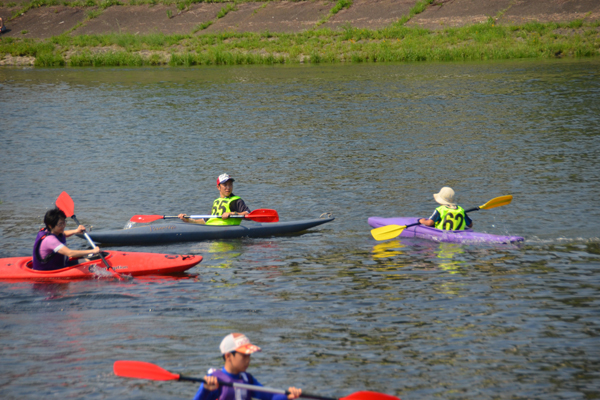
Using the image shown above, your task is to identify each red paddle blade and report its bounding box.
[130,215,165,223]
[56,191,75,217]
[114,361,180,381]
[341,391,401,400]
[246,209,279,223]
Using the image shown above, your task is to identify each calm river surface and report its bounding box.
[1,59,599,400]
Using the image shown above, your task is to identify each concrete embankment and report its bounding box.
[1,0,599,66]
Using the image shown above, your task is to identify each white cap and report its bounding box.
[220,333,261,355]
[217,173,235,185]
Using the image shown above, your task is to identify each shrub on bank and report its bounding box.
[1,20,599,67]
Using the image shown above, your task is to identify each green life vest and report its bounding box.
[206,195,242,226]
[435,205,467,231]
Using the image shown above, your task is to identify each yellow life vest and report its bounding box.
[206,195,242,226]
[435,205,467,231]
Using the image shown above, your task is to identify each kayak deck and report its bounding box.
[86,217,335,245]
[369,217,524,244]
[0,251,202,280]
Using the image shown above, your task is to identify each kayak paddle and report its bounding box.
[113,361,400,400]
[130,208,279,224]
[371,195,513,241]
[56,192,128,281]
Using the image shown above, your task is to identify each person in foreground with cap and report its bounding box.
[178,173,250,226]
[192,333,302,400]
[418,187,473,231]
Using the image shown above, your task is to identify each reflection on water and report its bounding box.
[0,59,599,399]
[32,282,71,300]
[434,243,465,274]
[372,240,468,274]
[371,240,405,259]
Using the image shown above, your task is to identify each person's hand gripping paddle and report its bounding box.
[56,192,128,280]
[129,209,279,224]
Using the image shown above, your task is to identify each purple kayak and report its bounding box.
[368,217,524,244]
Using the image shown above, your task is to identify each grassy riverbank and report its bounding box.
[1,18,599,67]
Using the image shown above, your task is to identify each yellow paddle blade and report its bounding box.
[479,195,513,210]
[371,224,407,241]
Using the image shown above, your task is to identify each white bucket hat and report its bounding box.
[433,187,457,208]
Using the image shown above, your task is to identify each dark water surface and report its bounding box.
[1,60,599,399]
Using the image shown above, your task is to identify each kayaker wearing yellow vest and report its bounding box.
[177,173,250,226]
[418,187,473,231]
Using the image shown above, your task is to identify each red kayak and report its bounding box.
[0,251,202,280]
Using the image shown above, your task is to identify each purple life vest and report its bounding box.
[32,228,67,271]
[210,368,256,400]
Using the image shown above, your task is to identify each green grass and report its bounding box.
[216,3,235,18]
[193,20,213,32]
[169,50,284,66]
[100,0,123,8]
[316,0,352,27]
[87,9,103,18]
[35,51,66,66]
[68,50,146,66]
[190,2,235,33]
[1,0,599,67]
[0,38,55,56]
[6,0,244,20]
[395,0,434,26]
[252,2,267,15]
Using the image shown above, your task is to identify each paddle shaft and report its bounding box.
[130,209,279,223]
[113,361,397,400]
[177,376,336,400]
[169,214,248,219]
[69,215,96,248]
[408,207,479,228]
[70,214,123,280]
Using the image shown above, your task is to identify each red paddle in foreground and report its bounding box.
[113,361,400,400]
[56,192,128,281]
[130,208,279,224]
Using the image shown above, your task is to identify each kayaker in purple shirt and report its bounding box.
[193,333,302,400]
[418,187,473,230]
[32,207,99,270]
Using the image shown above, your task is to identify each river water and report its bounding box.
[0,59,599,399]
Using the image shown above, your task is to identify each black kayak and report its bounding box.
[85,217,335,245]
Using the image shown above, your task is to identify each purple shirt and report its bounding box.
[193,368,288,400]
[39,235,65,260]
[32,230,68,271]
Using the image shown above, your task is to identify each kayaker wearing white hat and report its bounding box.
[418,187,473,230]
[178,173,250,225]
[192,332,302,400]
